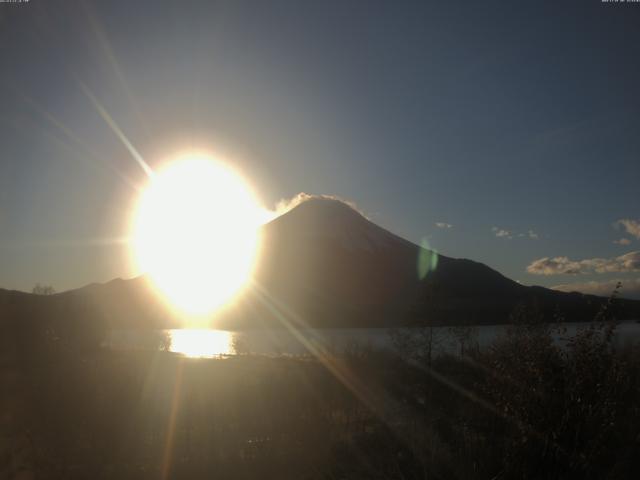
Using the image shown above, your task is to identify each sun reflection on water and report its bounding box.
[168,329,234,358]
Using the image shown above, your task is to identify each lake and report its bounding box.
[105,320,640,358]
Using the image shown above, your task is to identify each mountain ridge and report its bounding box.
[2,196,639,331]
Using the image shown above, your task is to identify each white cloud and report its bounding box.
[492,227,512,239]
[492,226,538,240]
[616,219,640,240]
[269,192,365,219]
[526,256,583,275]
[435,222,453,229]
[527,251,640,275]
[552,278,640,300]
[273,192,315,215]
[614,238,632,246]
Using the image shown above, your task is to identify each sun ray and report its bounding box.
[160,359,184,480]
[17,91,141,191]
[248,280,389,417]
[79,81,154,178]
[80,0,152,143]
[247,280,567,465]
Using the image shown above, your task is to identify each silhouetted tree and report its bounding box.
[31,283,56,295]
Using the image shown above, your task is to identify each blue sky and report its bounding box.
[0,0,639,297]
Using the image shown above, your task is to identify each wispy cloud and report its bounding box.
[435,222,453,229]
[614,238,632,246]
[269,192,365,219]
[527,251,640,275]
[492,226,539,240]
[552,278,640,300]
[527,256,582,275]
[273,192,315,215]
[615,219,640,240]
[492,227,512,239]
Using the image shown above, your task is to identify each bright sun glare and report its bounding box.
[131,154,265,318]
[168,329,234,358]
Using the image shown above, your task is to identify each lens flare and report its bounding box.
[417,238,439,280]
[131,154,264,318]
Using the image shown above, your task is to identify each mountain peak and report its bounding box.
[286,195,363,219]
[265,194,403,253]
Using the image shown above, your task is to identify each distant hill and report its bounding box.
[2,197,639,331]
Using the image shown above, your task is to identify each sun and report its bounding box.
[131,154,265,318]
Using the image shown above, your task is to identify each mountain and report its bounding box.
[241,197,638,328]
[2,197,639,333]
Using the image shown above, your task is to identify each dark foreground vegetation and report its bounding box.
[2,304,640,479]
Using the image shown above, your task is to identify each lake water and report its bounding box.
[105,320,640,358]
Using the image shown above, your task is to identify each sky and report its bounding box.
[0,0,639,298]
